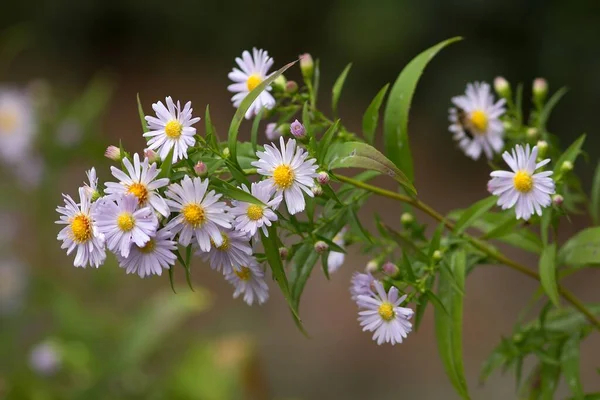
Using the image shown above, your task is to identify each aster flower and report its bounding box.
[224,260,269,305]
[94,194,158,258]
[327,226,348,274]
[0,88,35,164]
[104,153,170,217]
[164,176,232,252]
[228,48,276,119]
[56,187,106,268]
[82,167,99,199]
[117,228,177,278]
[251,137,318,215]
[350,272,376,301]
[449,82,506,160]
[265,123,282,142]
[357,281,414,345]
[144,96,200,163]
[488,144,555,220]
[230,181,282,237]
[200,227,253,274]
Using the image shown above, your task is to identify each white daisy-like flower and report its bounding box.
[230,181,282,237]
[94,194,158,258]
[327,226,348,274]
[82,167,99,199]
[449,82,506,160]
[228,48,276,120]
[56,187,106,268]
[200,227,253,274]
[251,137,318,215]
[164,176,232,252]
[144,96,200,163]
[357,281,414,345]
[116,228,177,278]
[0,88,35,164]
[488,144,555,220]
[104,153,170,217]
[224,259,269,305]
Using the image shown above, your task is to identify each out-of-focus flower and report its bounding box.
[400,212,414,226]
[200,228,252,274]
[449,82,506,160]
[29,340,61,376]
[116,228,177,278]
[552,194,564,207]
[0,258,27,315]
[327,227,348,274]
[365,260,378,273]
[382,261,399,277]
[265,123,282,142]
[228,48,276,120]
[0,88,35,165]
[56,118,82,147]
[493,76,510,98]
[230,181,281,238]
[285,80,299,94]
[14,153,44,189]
[488,144,555,220]
[350,272,375,301]
[224,260,269,305]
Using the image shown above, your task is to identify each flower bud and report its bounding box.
[299,53,314,81]
[432,250,443,262]
[502,120,513,131]
[279,247,289,260]
[382,261,399,277]
[273,74,287,91]
[317,171,330,185]
[194,161,208,177]
[533,78,548,101]
[552,194,564,206]
[493,76,511,98]
[314,240,328,254]
[104,145,122,161]
[536,140,548,157]
[526,127,538,139]
[365,260,379,273]
[401,212,414,226]
[222,147,230,159]
[285,80,299,94]
[311,184,323,197]
[144,148,159,163]
[561,161,573,173]
[290,119,306,139]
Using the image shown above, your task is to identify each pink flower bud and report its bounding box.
[317,171,329,185]
[194,161,207,177]
[104,145,122,161]
[290,119,306,139]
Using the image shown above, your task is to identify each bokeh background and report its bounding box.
[1,0,600,398]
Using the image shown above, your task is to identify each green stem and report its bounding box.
[336,174,600,331]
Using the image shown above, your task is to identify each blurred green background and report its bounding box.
[1,0,600,399]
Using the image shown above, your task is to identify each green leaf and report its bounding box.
[425,289,449,316]
[327,141,416,195]
[157,148,174,179]
[454,196,497,235]
[590,162,600,225]
[348,206,372,244]
[205,105,220,151]
[434,249,470,399]
[288,241,320,310]
[318,120,340,163]
[175,250,194,292]
[168,263,176,294]
[136,93,148,133]
[250,107,265,153]
[540,343,563,400]
[228,61,296,166]
[481,213,520,240]
[561,333,584,400]
[554,134,586,178]
[383,37,462,181]
[539,243,560,307]
[538,87,568,133]
[331,63,352,118]
[428,223,444,259]
[213,180,265,206]
[558,227,600,268]
[362,83,390,145]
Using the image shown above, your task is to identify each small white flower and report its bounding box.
[327,226,348,274]
[488,144,555,220]
[200,227,253,274]
[228,48,276,120]
[83,167,99,199]
[117,228,177,278]
[230,181,281,237]
[0,88,35,164]
[357,281,414,345]
[251,137,318,215]
[105,153,170,217]
[224,259,269,305]
[144,96,200,163]
[350,272,375,301]
[56,187,106,268]
[449,82,506,160]
[164,176,232,252]
[94,194,158,258]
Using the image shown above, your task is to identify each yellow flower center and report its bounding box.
[182,204,206,228]
[273,165,295,189]
[0,109,18,133]
[117,212,135,232]
[513,171,533,193]
[139,239,155,254]
[246,204,264,221]
[127,182,148,205]
[469,110,488,132]
[70,214,92,243]
[234,266,251,281]
[164,120,183,139]
[246,74,262,91]
[378,302,395,321]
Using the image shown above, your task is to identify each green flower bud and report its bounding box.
[493,76,511,98]
[401,212,414,226]
[561,160,573,172]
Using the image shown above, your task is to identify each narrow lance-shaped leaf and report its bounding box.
[205,104,220,151]
[454,196,497,235]
[537,87,568,135]
[554,134,586,179]
[331,63,352,118]
[383,37,462,181]
[317,119,340,163]
[228,60,296,167]
[539,243,560,307]
[250,107,265,153]
[289,241,320,311]
[561,333,584,400]
[362,83,390,145]
[137,93,149,133]
[213,180,265,206]
[590,161,600,225]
